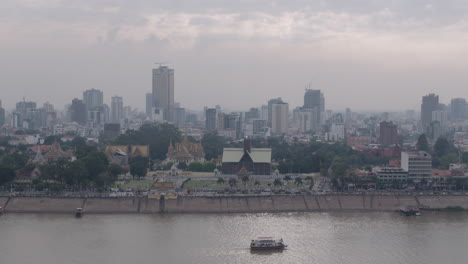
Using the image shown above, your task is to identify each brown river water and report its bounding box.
[1,212,468,264]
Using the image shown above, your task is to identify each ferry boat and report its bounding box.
[400,206,421,216]
[250,237,287,250]
[75,208,83,217]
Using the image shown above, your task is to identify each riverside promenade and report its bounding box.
[2,194,468,214]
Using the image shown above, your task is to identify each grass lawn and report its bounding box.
[183,178,313,191]
[115,179,156,190]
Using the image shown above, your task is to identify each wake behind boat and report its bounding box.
[250,237,287,250]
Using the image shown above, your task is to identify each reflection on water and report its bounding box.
[1,212,468,264]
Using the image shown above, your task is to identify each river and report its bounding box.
[1,212,468,264]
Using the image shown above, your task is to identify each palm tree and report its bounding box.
[217,177,225,185]
[228,178,237,186]
[241,176,250,184]
[273,179,282,187]
[294,177,303,186]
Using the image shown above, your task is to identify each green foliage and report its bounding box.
[228,177,237,186]
[202,132,225,161]
[113,123,182,160]
[446,206,464,211]
[82,151,109,179]
[217,177,225,184]
[241,175,250,183]
[188,162,204,172]
[294,177,303,185]
[462,152,468,164]
[283,175,292,182]
[273,179,282,186]
[434,137,454,157]
[130,156,149,179]
[0,166,15,186]
[203,162,216,172]
[177,162,188,170]
[416,134,430,152]
[1,152,29,170]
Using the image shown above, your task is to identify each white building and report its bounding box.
[111,96,124,124]
[271,102,289,134]
[401,151,432,182]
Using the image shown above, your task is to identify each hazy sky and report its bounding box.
[2,0,468,112]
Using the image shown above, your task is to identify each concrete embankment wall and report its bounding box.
[2,195,468,214]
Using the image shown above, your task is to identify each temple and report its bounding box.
[165,135,205,164]
[221,138,272,175]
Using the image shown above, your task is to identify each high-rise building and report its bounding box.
[271,102,289,134]
[69,98,87,125]
[173,107,186,128]
[111,96,124,124]
[83,89,103,110]
[152,66,174,121]
[450,98,466,121]
[205,108,217,131]
[421,93,439,128]
[379,121,398,146]
[267,98,284,127]
[0,100,5,126]
[145,93,153,118]
[303,89,325,129]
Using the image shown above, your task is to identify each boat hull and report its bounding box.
[250,246,286,250]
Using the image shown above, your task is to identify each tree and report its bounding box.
[294,177,303,185]
[201,133,225,161]
[416,134,430,152]
[0,166,15,186]
[177,162,188,170]
[273,179,282,187]
[130,157,149,179]
[203,162,216,172]
[434,137,452,157]
[64,160,89,187]
[43,135,61,145]
[217,177,225,184]
[283,175,292,182]
[108,164,125,179]
[241,175,250,183]
[188,162,204,172]
[228,177,237,186]
[114,123,182,160]
[82,151,109,181]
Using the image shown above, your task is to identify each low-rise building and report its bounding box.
[377,168,408,182]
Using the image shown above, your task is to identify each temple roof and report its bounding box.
[222,148,271,163]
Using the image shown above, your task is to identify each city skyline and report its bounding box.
[2,1,468,111]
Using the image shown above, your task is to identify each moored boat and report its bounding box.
[250,237,287,250]
[400,206,420,216]
[75,208,83,217]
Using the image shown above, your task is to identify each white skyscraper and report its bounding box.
[271,102,289,134]
[152,66,174,120]
[111,96,123,124]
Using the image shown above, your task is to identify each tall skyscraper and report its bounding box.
[301,89,325,131]
[379,121,398,146]
[111,96,123,124]
[152,66,174,121]
[421,93,439,128]
[205,108,217,131]
[271,102,289,134]
[83,89,103,110]
[69,98,87,125]
[0,100,5,126]
[145,93,153,118]
[267,98,284,127]
[450,98,466,121]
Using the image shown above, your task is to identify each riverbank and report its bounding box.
[1,195,468,214]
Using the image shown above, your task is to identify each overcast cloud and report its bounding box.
[1,0,468,111]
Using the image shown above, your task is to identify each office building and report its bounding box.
[271,101,289,134]
[450,98,466,121]
[111,96,124,124]
[267,98,284,127]
[421,93,439,128]
[83,89,103,110]
[152,66,174,121]
[205,108,217,131]
[401,151,432,181]
[146,93,153,118]
[69,99,87,125]
[0,100,5,126]
[379,121,398,146]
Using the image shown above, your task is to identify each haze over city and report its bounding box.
[2,0,468,111]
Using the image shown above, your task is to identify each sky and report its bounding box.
[1,0,468,112]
